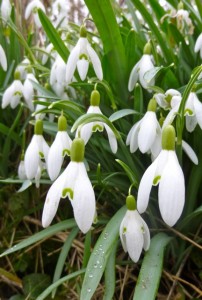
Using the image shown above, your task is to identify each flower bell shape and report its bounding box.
[66,26,103,84]
[184,91,202,132]
[23,72,38,111]
[137,125,185,227]
[154,89,181,111]
[42,138,96,234]
[50,55,67,98]
[76,90,118,153]
[0,45,7,71]
[25,0,46,28]
[126,98,161,158]
[119,195,150,263]
[18,152,27,180]
[128,42,155,91]
[0,0,12,23]
[194,33,202,59]
[2,71,24,109]
[24,120,49,180]
[47,115,72,181]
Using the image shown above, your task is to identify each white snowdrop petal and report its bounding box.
[185,115,197,132]
[2,85,13,108]
[139,55,155,89]
[151,127,161,159]
[24,135,40,179]
[104,124,118,153]
[138,112,157,153]
[62,162,80,200]
[87,44,103,80]
[72,164,96,233]
[42,172,66,227]
[127,121,141,153]
[77,59,89,81]
[194,33,202,53]
[77,123,94,144]
[119,217,128,252]
[66,45,80,84]
[159,151,185,227]
[154,149,169,180]
[141,218,150,251]
[128,61,140,92]
[137,158,158,213]
[18,161,27,180]
[48,134,64,180]
[25,1,36,19]
[0,45,7,71]
[1,0,12,22]
[162,104,180,130]
[193,95,202,129]
[182,140,198,165]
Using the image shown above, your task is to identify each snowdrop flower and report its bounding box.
[120,195,150,263]
[16,58,31,81]
[18,152,27,180]
[194,33,202,58]
[174,8,194,35]
[25,0,46,28]
[0,45,7,71]
[50,55,68,98]
[128,42,155,91]
[42,138,96,234]
[24,120,49,181]
[47,115,72,181]
[42,43,55,65]
[2,71,24,109]
[137,125,185,227]
[66,25,103,84]
[75,89,118,153]
[52,0,68,28]
[184,91,202,132]
[23,72,38,111]
[126,98,161,158]
[0,0,12,23]
[154,89,181,111]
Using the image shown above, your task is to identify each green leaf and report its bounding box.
[103,241,117,300]
[38,9,69,62]
[84,0,128,101]
[23,273,51,299]
[36,269,86,300]
[144,64,174,83]
[116,159,138,186]
[71,113,121,139]
[133,233,172,300]
[0,219,76,257]
[17,180,32,193]
[109,109,139,122]
[80,206,127,300]
[52,227,79,298]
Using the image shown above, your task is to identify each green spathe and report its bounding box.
[90,90,100,106]
[126,195,137,211]
[162,125,175,151]
[70,138,85,162]
[58,115,67,131]
[34,120,43,135]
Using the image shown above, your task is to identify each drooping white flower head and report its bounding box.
[42,138,96,234]
[194,33,202,59]
[120,195,150,262]
[50,55,69,98]
[15,58,31,81]
[154,89,181,111]
[66,26,103,84]
[126,98,161,158]
[0,0,12,23]
[184,92,202,133]
[52,0,69,28]
[47,115,72,181]
[128,42,155,91]
[75,90,118,153]
[0,45,7,71]
[137,125,185,227]
[18,154,27,180]
[41,43,55,65]
[2,72,24,109]
[25,0,46,28]
[174,8,194,35]
[23,72,38,111]
[24,120,49,182]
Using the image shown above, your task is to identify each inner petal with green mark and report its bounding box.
[62,149,70,157]
[79,53,88,60]
[184,108,194,116]
[62,188,74,200]
[39,151,44,159]
[153,175,161,186]
[92,123,104,132]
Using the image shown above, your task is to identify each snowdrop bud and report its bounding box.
[162,125,175,151]
[80,25,87,38]
[58,115,67,131]
[147,98,157,112]
[126,195,137,210]
[143,42,152,55]
[90,90,100,106]
[34,119,43,135]
[70,138,85,162]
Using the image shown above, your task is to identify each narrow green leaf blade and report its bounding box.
[133,233,172,300]
[109,109,138,122]
[80,206,127,300]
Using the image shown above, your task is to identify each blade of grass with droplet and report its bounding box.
[80,206,126,300]
[0,219,76,257]
[133,233,172,300]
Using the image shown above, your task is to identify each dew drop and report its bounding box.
[94,264,98,269]
[87,288,91,293]
[99,265,103,269]
[89,274,93,278]
[96,260,100,265]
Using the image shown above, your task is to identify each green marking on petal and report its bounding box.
[39,151,44,159]
[123,227,127,233]
[62,188,74,200]
[14,91,22,96]
[62,149,70,156]
[153,175,161,185]
[79,53,88,60]
[184,108,194,116]
[92,124,104,132]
